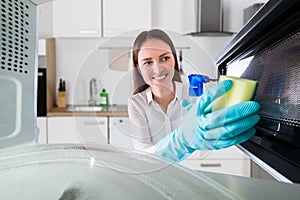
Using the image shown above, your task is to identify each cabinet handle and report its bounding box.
[83,121,105,125]
[77,29,99,35]
[104,30,125,36]
[200,163,221,168]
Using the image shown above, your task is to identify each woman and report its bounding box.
[128,29,260,162]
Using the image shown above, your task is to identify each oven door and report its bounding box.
[216,0,300,183]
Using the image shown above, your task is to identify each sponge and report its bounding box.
[213,75,258,111]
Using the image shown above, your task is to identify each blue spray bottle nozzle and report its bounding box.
[188,74,210,97]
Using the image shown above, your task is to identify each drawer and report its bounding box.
[109,117,133,149]
[187,146,249,160]
[179,159,251,177]
[48,117,108,144]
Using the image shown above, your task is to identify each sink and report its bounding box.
[66,106,103,112]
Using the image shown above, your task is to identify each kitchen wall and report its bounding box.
[38,0,268,106]
[55,37,134,105]
[54,35,232,105]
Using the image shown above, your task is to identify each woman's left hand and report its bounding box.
[156,80,260,162]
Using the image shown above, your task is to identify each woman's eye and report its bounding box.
[143,61,152,66]
[161,56,170,62]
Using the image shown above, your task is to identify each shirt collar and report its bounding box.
[145,87,153,104]
[145,81,183,104]
[174,81,183,100]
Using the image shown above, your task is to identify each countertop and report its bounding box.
[47,105,128,117]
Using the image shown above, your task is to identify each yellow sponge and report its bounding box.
[213,75,258,111]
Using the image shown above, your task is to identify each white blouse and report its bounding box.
[128,81,190,153]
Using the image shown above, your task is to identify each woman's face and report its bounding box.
[137,38,175,89]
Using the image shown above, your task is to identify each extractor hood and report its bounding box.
[186,0,235,36]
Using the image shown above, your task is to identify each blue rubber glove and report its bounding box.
[181,99,193,111]
[155,80,260,162]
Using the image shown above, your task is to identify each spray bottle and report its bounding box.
[188,74,210,102]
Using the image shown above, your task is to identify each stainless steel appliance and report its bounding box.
[37,68,47,116]
[216,0,300,183]
[187,0,235,36]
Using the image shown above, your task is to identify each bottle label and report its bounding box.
[99,97,107,106]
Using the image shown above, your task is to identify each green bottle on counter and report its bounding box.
[99,88,109,106]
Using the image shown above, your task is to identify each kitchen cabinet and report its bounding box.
[151,0,194,34]
[37,2,53,38]
[179,146,251,177]
[103,0,151,37]
[109,117,133,149]
[48,117,108,144]
[53,0,102,37]
[46,0,194,38]
[45,114,250,176]
[37,117,47,144]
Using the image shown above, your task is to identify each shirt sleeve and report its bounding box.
[128,96,155,152]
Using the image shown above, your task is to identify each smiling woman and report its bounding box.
[127,29,261,162]
[137,38,177,111]
[128,29,186,151]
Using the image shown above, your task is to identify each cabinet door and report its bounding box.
[103,0,151,37]
[179,146,251,177]
[48,117,108,144]
[180,159,251,177]
[37,117,47,144]
[151,0,194,34]
[109,117,133,149]
[53,0,102,37]
[187,146,249,160]
[38,2,53,38]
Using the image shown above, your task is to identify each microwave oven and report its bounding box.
[216,0,300,183]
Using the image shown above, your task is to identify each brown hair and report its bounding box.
[132,29,182,94]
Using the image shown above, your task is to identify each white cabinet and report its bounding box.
[48,117,108,144]
[37,117,47,144]
[103,0,151,37]
[179,146,251,177]
[109,117,133,149]
[151,0,194,34]
[38,2,53,38]
[53,0,102,37]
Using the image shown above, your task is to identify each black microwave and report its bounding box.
[216,0,300,183]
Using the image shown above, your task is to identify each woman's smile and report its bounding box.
[152,73,168,81]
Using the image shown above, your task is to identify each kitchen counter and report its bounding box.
[47,105,128,117]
